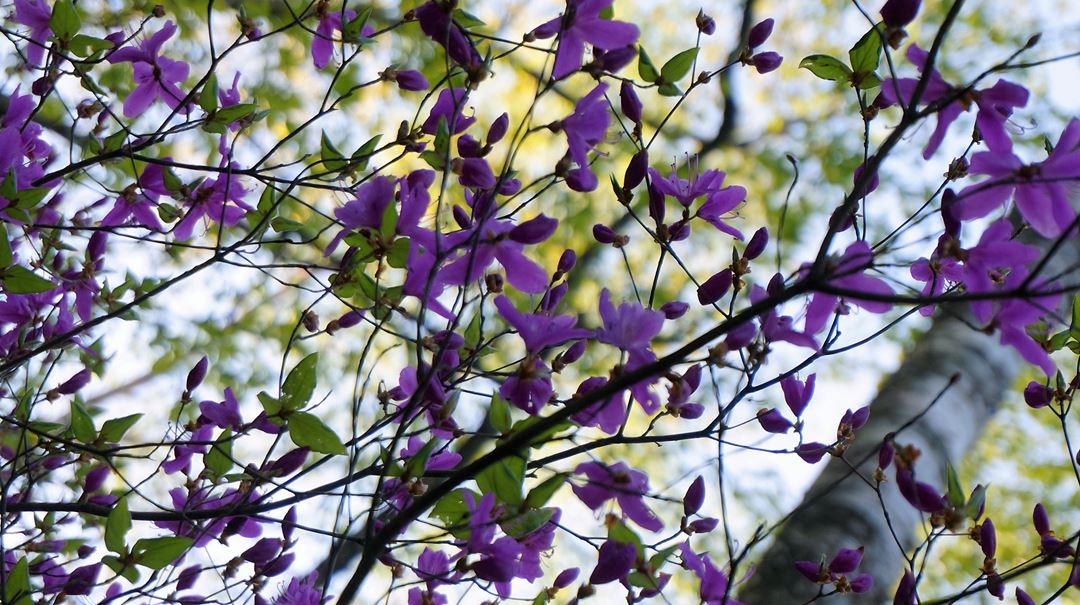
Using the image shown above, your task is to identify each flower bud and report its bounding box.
[697,269,733,305]
[648,180,666,225]
[1024,381,1052,408]
[661,300,689,319]
[623,149,648,190]
[877,440,895,470]
[457,134,483,158]
[509,214,558,244]
[828,547,863,574]
[683,475,705,515]
[394,70,430,91]
[748,18,774,48]
[1033,503,1050,536]
[594,46,636,72]
[696,10,716,35]
[756,408,793,434]
[743,227,768,260]
[487,113,509,146]
[592,224,617,244]
[554,568,579,589]
[980,518,996,559]
[619,81,642,124]
[186,356,209,392]
[557,249,577,275]
[453,205,472,228]
[881,0,921,27]
[751,51,783,74]
[687,517,718,533]
[589,540,636,585]
[560,340,586,364]
[58,369,91,395]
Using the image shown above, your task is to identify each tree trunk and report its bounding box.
[739,212,1080,604]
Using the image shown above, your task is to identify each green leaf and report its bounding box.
[434,116,450,158]
[401,439,437,479]
[50,0,81,39]
[133,536,193,570]
[69,34,113,58]
[475,454,526,506]
[0,223,12,267]
[525,473,567,508]
[69,401,96,443]
[100,413,142,442]
[215,103,257,124]
[350,134,382,170]
[945,464,965,508]
[199,73,219,114]
[489,393,511,433]
[3,266,57,294]
[342,6,373,41]
[848,24,884,76]
[660,48,699,83]
[281,353,318,412]
[321,131,347,173]
[500,507,554,538]
[386,237,410,269]
[4,557,31,605]
[853,72,882,90]
[102,555,140,583]
[1070,295,1080,335]
[608,518,643,556]
[12,187,51,209]
[431,489,477,539]
[380,198,398,241]
[105,498,132,555]
[204,429,233,478]
[965,484,988,520]
[638,47,659,82]
[288,411,346,455]
[453,9,487,28]
[657,83,682,97]
[799,54,853,82]
[649,544,680,570]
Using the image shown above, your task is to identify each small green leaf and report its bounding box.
[945,464,965,508]
[50,0,81,39]
[431,489,477,539]
[848,24,884,76]
[133,536,193,570]
[500,507,554,538]
[799,54,853,82]
[380,198,398,241]
[321,131,347,173]
[5,558,31,605]
[100,413,142,442]
[3,266,57,294]
[657,83,682,97]
[204,429,233,478]
[638,47,659,82]
[103,130,127,152]
[525,473,567,508]
[489,393,511,433]
[214,103,257,124]
[342,6,373,41]
[401,439,438,479]
[199,73,219,114]
[607,518,644,556]
[281,353,318,412]
[102,555,140,583]
[649,544,680,570]
[660,48,699,83]
[0,224,12,267]
[69,34,113,58]
[475,454,526,506]
[105,498,132,554]
[853,72,882,90]
[288,411,346,455]
[453,9,487,28]
[386,237,410,269]
[965,484,988,520]
[69,401,95,443]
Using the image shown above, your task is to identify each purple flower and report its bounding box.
[589,539,637,584]
[781,373,815,417]
[198,387,243,430]
[955,119,1080,237]
[683,476,706,515]
[796,442,829,464]
[802,241,894,335]
[394,69,430,91]
[757,408,793,434]
[12,0,51,67]
[749,281,819,350]
[896,468,946,513]
[439,217,550,293]
[570,376,628,433]
[596,289,664,354]
[173,165,252,240]
[680,543,746,605]
[1024,381,1053,408]
[751,52,783,74]
[879,44,1028,158]
[415,1,481,69]
[560,84,611,192]
[494,296,590,353]
[272,572,329,605]
[573,461,663,531]
[531,0,639,80]
[422,88,476,135]
[108,21,191,117]
[322,175,396,256]
[698,269,734,305]
[311,6,369,69]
